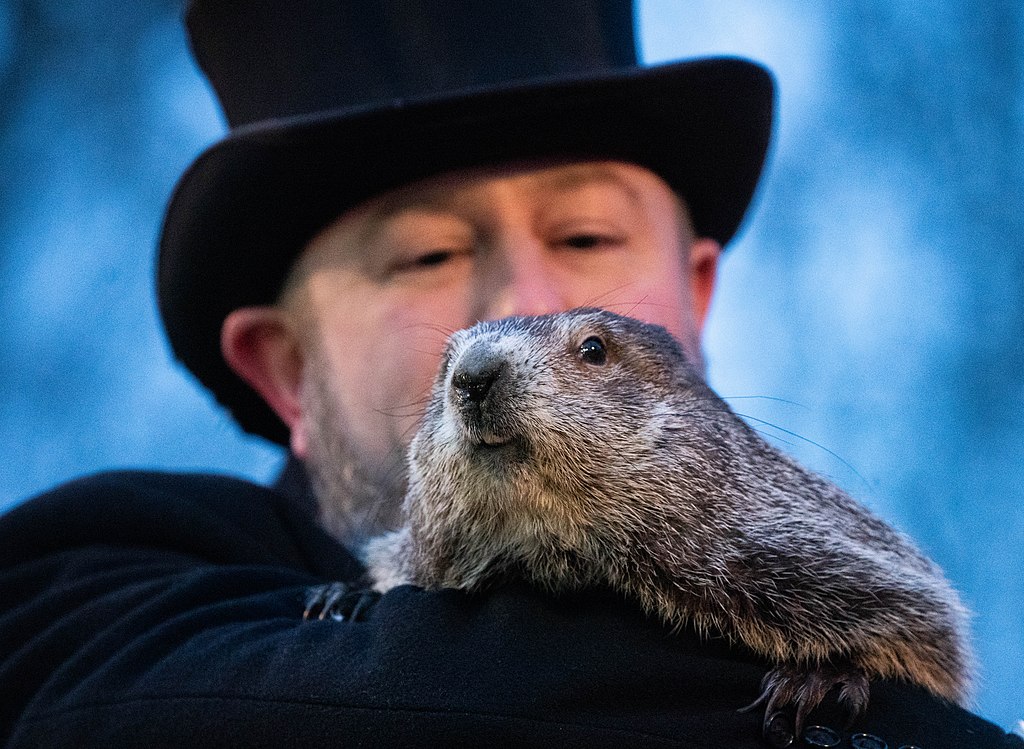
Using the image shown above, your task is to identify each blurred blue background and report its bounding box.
[0,0,1020,731]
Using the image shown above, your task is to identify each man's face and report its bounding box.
[227,160,720,541]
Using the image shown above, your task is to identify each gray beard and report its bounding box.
[300,362,407,551]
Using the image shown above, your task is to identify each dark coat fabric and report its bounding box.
[1,469,1019,748]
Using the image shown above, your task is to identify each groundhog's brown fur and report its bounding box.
[362,308,973,729]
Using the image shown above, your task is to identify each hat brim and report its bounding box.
[158,56,775,445]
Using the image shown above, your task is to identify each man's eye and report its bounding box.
[385,247,472,280]
[564,234,603,249]
[560,232,622,250]
[414,250,454,267]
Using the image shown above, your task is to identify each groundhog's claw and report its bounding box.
[745,663,870,737]
[303,582,381,622]
[303,582,352,621]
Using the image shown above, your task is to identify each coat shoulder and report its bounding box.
[0,468,361,578]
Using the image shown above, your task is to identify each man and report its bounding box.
[220,160,722,549]
[0,0,1018,746]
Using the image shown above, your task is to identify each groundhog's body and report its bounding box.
[362,308,972,726]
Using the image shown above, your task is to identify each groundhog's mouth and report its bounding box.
[477,429,511,448]
[462,429,530,462]
[455,414,528,456]
[457,418,516,449]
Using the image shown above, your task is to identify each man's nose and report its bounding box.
[477,240,566,320]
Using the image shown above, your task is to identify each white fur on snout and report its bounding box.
[472,330,537,364]
[434,404,465,449]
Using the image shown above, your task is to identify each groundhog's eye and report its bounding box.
[578,336,607,365]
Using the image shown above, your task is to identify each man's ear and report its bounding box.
[689,237,721,331]
[221,307,309,457]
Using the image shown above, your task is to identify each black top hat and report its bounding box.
[158,0,775,445]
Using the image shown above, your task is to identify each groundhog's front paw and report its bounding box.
[747,663,870,738]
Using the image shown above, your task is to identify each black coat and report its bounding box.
[1,468,1019,748]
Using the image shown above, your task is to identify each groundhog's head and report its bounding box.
[401,308,734,586]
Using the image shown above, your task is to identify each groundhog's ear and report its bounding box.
[689,237,721,331]
[221,307,307,455]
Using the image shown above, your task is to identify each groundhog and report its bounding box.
[357,308,973,731]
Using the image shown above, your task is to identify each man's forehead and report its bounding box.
[285,158,691,289]
[359,159,656,223]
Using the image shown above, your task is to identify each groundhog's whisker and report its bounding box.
[665,400,854,477]
[579,284,644,309]
[403,321,459,339]
[372,401,430,419]
[398,418,424,444]
[593,298,687,317]
[731,412,867,487]
[718,394,811,411]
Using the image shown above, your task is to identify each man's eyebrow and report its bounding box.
[356,164,646,246]
[356,186,458,247]
[370,182,460,221]
[536,166,645,209]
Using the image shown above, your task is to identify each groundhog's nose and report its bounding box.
[451,345,506,405]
